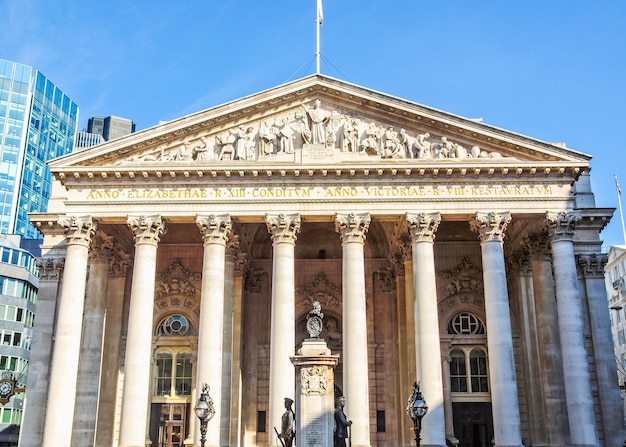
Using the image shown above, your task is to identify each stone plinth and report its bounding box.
[291,339,339,447]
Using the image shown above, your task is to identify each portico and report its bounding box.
[21,75,624,447]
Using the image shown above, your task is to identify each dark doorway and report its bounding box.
[149,403,189,447]
[452,402,493,447]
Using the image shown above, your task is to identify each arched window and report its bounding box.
[447,312,485,335]
[158,314,192,336]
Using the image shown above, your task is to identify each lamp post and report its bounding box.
[406,382,428,447]
[194,383,215,447]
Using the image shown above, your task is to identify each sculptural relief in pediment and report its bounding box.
[117,99,511,166]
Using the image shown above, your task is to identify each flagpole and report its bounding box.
[316,0,322,74]
[616,174,626,245]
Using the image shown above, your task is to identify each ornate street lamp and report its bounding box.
[406,382,428,447]
[194,383,216,447]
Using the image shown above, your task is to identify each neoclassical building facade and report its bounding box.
[20,76,624,447]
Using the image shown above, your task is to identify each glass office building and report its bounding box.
[0,235,38,446]
[0,59,79,238]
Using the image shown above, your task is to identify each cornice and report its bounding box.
[53,161,585,187]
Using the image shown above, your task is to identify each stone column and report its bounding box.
[440,354,457,445]
[228,241,247,447]
[578,253,626,447]
[95,249,130,447]
[526,231,568,446]
[335,212,371,447]
[19,257,64,447]
[266,213,301,447]
[195,214,232,447]
[119,215,165,447]
[72,231,114,447]
[406,212,446,447]
[42,216,96,447]
[470,212,522,447]
[546,211,598,446]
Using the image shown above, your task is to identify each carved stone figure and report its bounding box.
[234,126,249,160]
[294,109,312,144]
[259,121,276,155]
[342,119,359,152]
[173,142,193,161]
[217,132,236,160]
[382,127,403,158]
[437,136,455,158]
[361,122,381,154]
[306,300,324,338]
[191,136,214,161]
[398,128,411,157]
[303,99,329,145]
[413,132,431,159]
[278,118,295,154]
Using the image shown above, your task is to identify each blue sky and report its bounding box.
[3,1,626,248]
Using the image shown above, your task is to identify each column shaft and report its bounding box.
[119,216,164,447]
[196,214,232,447]
[548,212,598,446]
[19,257,64,447]
[407,212,445,447]
[71,256,108,447]
[471,212,522,447]
[266,213,300,447]
[336,213,371,447]
[42,216,95,447]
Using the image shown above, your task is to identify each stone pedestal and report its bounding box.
[291,339,339,447]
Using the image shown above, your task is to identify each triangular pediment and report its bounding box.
[50,75,590,178]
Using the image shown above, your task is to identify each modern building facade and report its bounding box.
[0,59,79,239]
[21,75,624,447]
[605,244,626,423]
[75,131,104,149]
[87,115,136,142]
[0,235,38,446]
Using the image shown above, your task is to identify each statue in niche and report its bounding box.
[341,118,359,152]
[361,122,382,154]
[303,99,329,145]
[277,118,295,154]
[217,131,236,160]
[259,121,277,155]
[190,136,215,161]
[413,132,432,159]
[293,109,312,144]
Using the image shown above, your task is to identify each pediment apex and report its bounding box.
[50,75,590,171]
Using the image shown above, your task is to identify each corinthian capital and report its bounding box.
[36,257,65,280]
[58,216,96,247]
[406,212,441,243]
[266,213,301,245]
[335,212,371,244]
[545,211,581,242]
[470,211,511,242]
[127,215,165,246]
[196,214,232,245]
[89,231,115,263]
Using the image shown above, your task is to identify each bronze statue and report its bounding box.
[279,397,295,447]
[334,396,352,447]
